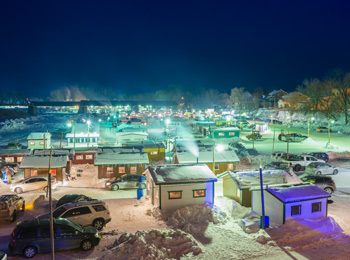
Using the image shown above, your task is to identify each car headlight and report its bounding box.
[94,232,99,238]
[106,182,110,186]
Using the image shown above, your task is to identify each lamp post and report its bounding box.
[87,120,91,148]
[328,119,334,144]
[239,122,242,140]
[272,116,276,153]
[67,121,75,150]
[166,119,171,151]
[213,144,224,173]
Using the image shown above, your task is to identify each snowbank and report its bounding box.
[102,229,202,260]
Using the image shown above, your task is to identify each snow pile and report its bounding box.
[260,217,344,250]
[324,142,340,150]
[301,138,318,145]
[102,229,202,260]
[0,118,31,132]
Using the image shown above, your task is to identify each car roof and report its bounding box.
[16,218,72,228]
[60,199,105,209]
[0,194,17,201]
[59,194,85,200]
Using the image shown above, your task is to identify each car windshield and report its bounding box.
[67,220,83,232]
[53,206,67,218]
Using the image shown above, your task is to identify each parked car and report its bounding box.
[304,162,338,175]
[300,175,336,194]
[37,200,111,231]
[107,174,146,191]
[55,194,92,209]
[280,155,325,172]
[316,126,333,133]
[263,161,290,170]
[0,194,25,222]
[8,218,100,258]
[10,176,59,194]
[308,152,329,162]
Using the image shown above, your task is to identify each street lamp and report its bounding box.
[328,119,334,144]
[213,144,224,173]
[87,120,91,147]
[308,116,315,138]
[271,116,276,153]
[165,119,171,151]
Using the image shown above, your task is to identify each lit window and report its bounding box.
[156,189,159,198]
[150,151,158,155]
[107,167,113,174]
[229,132,235,136]
[169,191,182,199]
[291,205,301,216]
[228,164,234,170]
[39,141,44,145]
[218,133,224,136]
[76,155,83,160]
[85,155,93,160]
[75,138,80,143]
[50,169,56,176]
[31,170,37,176]
[5,157,14,163]
[119,167,125,173]
[30,142,35,146]
[17,157,23,162]
[237,189,241,198]
[130,166,137,174]
[215,164,220,170]
[312,202,321,213]
[193,189,206,198]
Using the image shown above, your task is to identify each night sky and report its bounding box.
[1,0,350,98]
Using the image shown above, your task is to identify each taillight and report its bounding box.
[51,180,55,183]
[107,211,110,215]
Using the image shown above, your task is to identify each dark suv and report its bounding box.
[300,175,336,194]
[9,218,100,258]
[308,152,329,162]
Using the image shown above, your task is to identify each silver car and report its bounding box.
[305,162,338,175]
[108,174,146,191]
[10,176,58,194]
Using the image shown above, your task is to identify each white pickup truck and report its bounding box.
[280,155,325,171]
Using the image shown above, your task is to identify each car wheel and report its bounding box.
[10,211,16,222]
[324,187,333,194]
[93,218,105,231]
[44,186,48,192]
[316,171,322,175]
[111,184,119,191]
[22,202,25,211]
[23,246,37,258]
[15,187,23,194]
[333,169,338,175]
[294,165,301,172]
[80,239,93,251]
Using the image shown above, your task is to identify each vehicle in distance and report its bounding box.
[308,152,329,162]
[10,176,59,194]
[278,133,307,142]
[304,162,338,175]
[280,155,325,172]
[37,200,111,231]
[107,174,146,191]
[9,218,100,258]
[316,126,334,133]
[263,161,290,170]
[55,194,92,209]
[300,175,336,194]
[0,194,25,222]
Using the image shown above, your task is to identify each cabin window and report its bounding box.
[107,167,113,174]
[193,189,206,198]
[39,142,44,145]
[215,164,220,170]
[229,132,235,136]
[5,157,14,163]
[17,157,23,162]
[85,155,93,160]
[30,141,35,146]
[237,189,241,198]
[50,169,56,176]
[312,202,321,213]
[130,166,137,174]
[150,151,158,155]
[218,133,224,136]
[228,164,234,170]
[31,170,37,176]
[291,205,301,216]
[76,155,83,160]
[119,167,125,173]
[168,191,182,200]
[75,138,80,143]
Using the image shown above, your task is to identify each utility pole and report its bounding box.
[259,161,266,229]
[60,133,63,149]
[48,147,55,260]
[73,121,76,150]
[43,133,46,155]
[272,119,276,153]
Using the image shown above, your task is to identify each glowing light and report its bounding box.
[216,144,224,152]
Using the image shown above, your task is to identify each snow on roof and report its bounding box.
[147,164,217,184]
[176,150,239,163]
[212,127,240,131]
[267,185,331,202]
[116,132,149,137]
[33,149,73,156]
[226,169,300,188]
[27,132,51,139]
[66,132,99,138]
[20,155,68,168]
[0,149,30,155]
[95,151,149,165]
